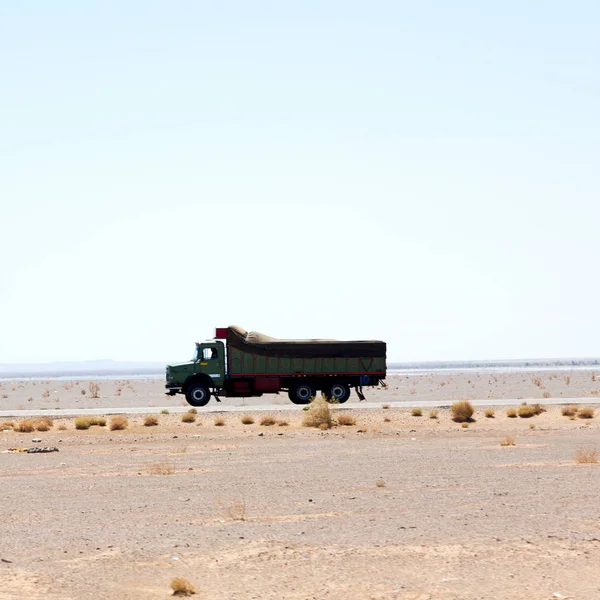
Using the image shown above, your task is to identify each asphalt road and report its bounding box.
[1,397,599,418]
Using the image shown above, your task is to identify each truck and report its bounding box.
[166,326,387,407]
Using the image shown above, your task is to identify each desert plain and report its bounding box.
[1,370,600,600]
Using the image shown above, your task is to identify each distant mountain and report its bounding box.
[0,359,167,378]
[388,358,600,370]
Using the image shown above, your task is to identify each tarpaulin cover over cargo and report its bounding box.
[226,326,386,377]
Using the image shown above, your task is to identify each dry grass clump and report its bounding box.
[278,420,289,426]
[578,407,595,419]
[506,408,517,418]
[223,497,247,521]
[428,409,438,419]
[109,416,128,431]
[161,409,170,415]
[144,415,159,427]
[90,416,106,427]
[411,407,422,417]
[484,409,495,418]
[181,412,196,423]
[375,479,385,488]
[529,423,536,429]
[302,397,333,429]
[382,404,390,409]
[461,422,470,428]
[35,417,54,431]
[383,416,391,422]
[58,424,67,431]
[241,415,254,425]
[74,416,92,430]
[518,404,537,418]
[1,421,16,430]
[337,414,356,426]
[16,420,36,433]
[147,462,175,475]
[170,577,196,596]
[451,401,474,423]
[188,408,198,414]
[214,416,225,426]
[260,416,277,426]
[501,436,515,446]
[561,405,578,417]
[573,448,598,464]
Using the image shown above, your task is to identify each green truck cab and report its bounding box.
[166,326,386,407]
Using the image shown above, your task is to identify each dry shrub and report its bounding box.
[58,424,67,431]
[147,462,174,475]
[214,417,225,426]
[561,405,578,417]
[337,414,356,426]
[518,404,537,418]
[170,578,196,596]
[451,401,474,423]
[543,391,551,399]
[578,408,595,419]
[461,422,469,428]
[260,416,277,426]
[383,416,391,422]
[224,498,247,521]
[144,415,159,427]
[241,415,254,425]
[75,416,92,430]
[161,409,170,415]
[501,437,515,446]
[573,448,598,464]
[278,420,289,426]
[382,404,390,409]
[529,423,536,429]
[16,420,36,433]
[376,479,385,488]
[1,421,15,430]
[187,408,198,414]
[90,416,106,427]
[35,417,53,431]
[429,409,438,419]
[88,381,100,398]
[302,397,332,429]
[109,416,128,431]
[506,408,517,418]
[182,412,196,423]
[484,409,495,418]
[411,408,422,417]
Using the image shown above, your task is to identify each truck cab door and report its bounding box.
[198,344,225,386]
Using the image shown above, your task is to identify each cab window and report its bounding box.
[203,348,217,361]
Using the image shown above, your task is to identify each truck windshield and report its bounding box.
[194,345,202,361]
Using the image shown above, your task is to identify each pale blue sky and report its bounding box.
[1,1,599,363]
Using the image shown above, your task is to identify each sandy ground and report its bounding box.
[1,369,600,411]
[1,372,600,599]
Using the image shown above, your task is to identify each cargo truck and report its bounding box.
[166,326,386,407]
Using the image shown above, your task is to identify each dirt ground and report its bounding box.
[1,382,600,600]
[1,368,600,411]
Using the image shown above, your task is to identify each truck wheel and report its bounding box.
[324,382,350,404]
[186,383,211,407]
[288,382,315,405]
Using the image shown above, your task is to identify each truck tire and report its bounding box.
[186,383,211,407]
[288,382,315,405]
[323,382,351,404]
